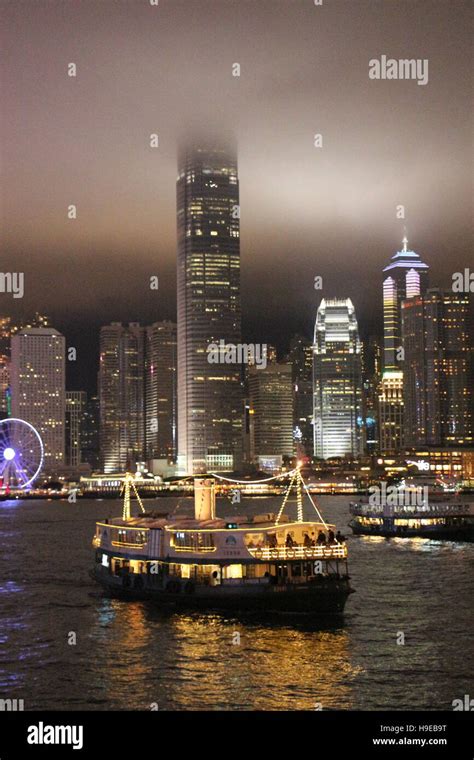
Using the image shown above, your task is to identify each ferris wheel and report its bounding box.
[0,418,44,489]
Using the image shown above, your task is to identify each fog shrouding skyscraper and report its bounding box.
[99,323,146,473]
[313,299,363,459]
[177,141,242,473]
[402,290,473,447]
[379,238,429,452]
[145,321,177,461]
[11,328,66,472]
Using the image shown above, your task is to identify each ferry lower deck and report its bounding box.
[92,553,352,614]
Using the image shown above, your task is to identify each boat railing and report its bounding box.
[247,544,347,561]
[221,577,270,586]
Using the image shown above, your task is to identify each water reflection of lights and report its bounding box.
[158,613,359,710]
[90,602,362,709]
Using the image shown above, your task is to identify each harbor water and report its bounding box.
[0,496,473,711]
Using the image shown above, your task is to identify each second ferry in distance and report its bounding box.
[349,492,474,542]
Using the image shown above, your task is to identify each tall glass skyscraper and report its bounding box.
[379,237,429,452]
[177,141,242,474]
[313,298,363,459]
[248,363,294,465]
[145,321,177,462]
[99,322,146,473]
[382,237,429,370]
[402,290,473,447]
[65,390,87,468]
[288,334,313,454]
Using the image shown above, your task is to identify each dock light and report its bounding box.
[3,447,15,461]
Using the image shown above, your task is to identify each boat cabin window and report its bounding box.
[112,528,148,547]
[224,564,243,579]
[171,531,215,552]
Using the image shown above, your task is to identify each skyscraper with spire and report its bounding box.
[379,237,429,452]
[176,140,243,474]
[382,236,429,370]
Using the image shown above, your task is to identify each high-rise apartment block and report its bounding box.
[11,328,66,472]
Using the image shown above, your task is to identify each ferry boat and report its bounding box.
[349,495,474,541]
[92,469,354,615]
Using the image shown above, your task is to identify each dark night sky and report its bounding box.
[1,0,472,393]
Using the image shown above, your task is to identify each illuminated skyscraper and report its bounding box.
[288,334,313,454]
[400,295,426,447]
[362,336,382,453]
[99,323,146,473]
[382,237,429,370]
[81,394,100,470]
[0,355,10,417]
[379,237,429,452]
[0,317,11,359]
[402,290,473,447]
[145,321,177,461]
[313,299,363,459]
[11,328,65,472]
[66,391,86,468]
[248,363,294,466]
[177,141,242,473]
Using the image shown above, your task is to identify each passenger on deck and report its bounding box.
[267,533,277,548]
[328,529,336,545]
[285,533,295,547]
[316,530,326,545]
[303,532,312,548]
[336,530,345,544]
[310,532,316,546]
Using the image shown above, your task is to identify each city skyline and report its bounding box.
[0,231,462,398]
[1,0,472,398]
[1,0,473,730]
[1,208,472,476]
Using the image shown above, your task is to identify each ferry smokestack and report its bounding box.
[194,478,216,521]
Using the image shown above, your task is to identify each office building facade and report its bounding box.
[402,290,473,447]
[99,323,146,473]
[248,363,294,465]
[65,391,87,468]
[145,321,177,461]
[177,141,242,473]
[313,298,363,459]
[11,328,66,472]
[379,238,429,452]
